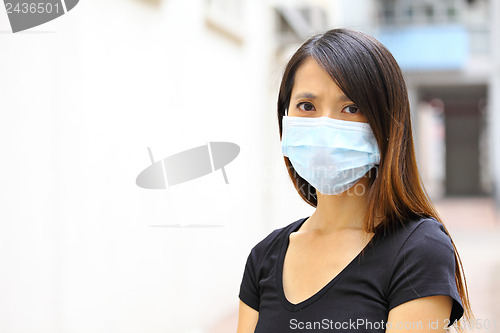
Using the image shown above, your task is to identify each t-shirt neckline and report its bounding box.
[276,216,378,312]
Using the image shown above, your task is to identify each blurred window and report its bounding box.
[378,0,463,26]
[378,0,490,54]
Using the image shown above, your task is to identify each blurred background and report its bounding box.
[0,0,499,332]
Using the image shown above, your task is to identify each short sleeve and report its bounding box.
[238,248,260,311]
[388,219,464,326]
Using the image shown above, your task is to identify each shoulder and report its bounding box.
[378,216,456,285]
[401,217,453,255]
[386,216,457,288]
[386,216,453,256]
[247,217,306,261]
[409,217,450,239]
[386,216,463,321]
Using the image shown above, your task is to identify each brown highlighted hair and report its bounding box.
[277,28,473,331]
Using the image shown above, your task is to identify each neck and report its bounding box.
[304,175,371,235]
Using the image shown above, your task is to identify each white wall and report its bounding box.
[0,0,286,331]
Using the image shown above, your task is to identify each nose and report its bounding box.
[316,108,337,120]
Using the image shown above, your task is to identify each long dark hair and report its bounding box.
[277,28,473,331]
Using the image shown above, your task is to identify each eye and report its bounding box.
[342,105,360,114]
[297,102,316,112]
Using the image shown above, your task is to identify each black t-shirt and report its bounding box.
[239,216,464,332]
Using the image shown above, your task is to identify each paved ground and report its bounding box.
[208,197,500,333]
[434,197,500,333]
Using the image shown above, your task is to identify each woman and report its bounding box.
[237,29,473,333]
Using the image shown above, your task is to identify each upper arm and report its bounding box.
[386,295,453,332]
[237,300,259,333]
[237,247,261,332]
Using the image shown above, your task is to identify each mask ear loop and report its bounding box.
[284,108,288,116]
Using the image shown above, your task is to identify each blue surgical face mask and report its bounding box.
[281,112,380,195]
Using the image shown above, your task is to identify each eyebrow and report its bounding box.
[292,92,352,102]
[294,92,317,99]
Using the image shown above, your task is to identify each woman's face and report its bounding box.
[287,57,368,123]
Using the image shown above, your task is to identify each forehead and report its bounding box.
[291,57,345,98]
